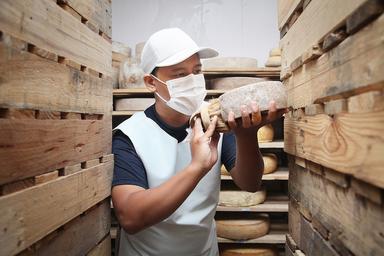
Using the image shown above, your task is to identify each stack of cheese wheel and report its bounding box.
[208,77,266,90]
[135,41,146,64]
[219,190,266,207]
[263,153,278,174]
[202,57,258,71]
[264,48,281,67]
[115,98,155,111]
[216,214,270,240]
[257,124,274,142]
[221,248,277,256]
[112,41,132,89]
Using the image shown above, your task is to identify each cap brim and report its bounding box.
[157,47,218,67]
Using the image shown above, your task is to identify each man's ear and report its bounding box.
[143,75,156,92]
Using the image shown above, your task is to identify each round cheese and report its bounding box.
[263,154,278,174]
[257,124,274,142]
[216,214,270,240]
[265,56,281,67]
[219,190,266,207]
[221,248,277,256]
[269,48,281,57]
[115,98,155,111]
[202,57,258,71]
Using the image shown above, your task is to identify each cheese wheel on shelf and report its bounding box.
[257,124,274,142]
[269,48,281,57]
[208,77,267,90]
[265,56,281,67]
[219,190,266,207]
[216,214,270,240]
[221,248,277,256]
[263,154,278,174]
[115,98,155,111]
[202,57,258,71]
[221,165,230,176]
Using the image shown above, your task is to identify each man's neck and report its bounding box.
[154,102,190,128]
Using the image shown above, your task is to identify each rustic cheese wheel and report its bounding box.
[112,41,132,63]
[257,124,274,142]
[208,77,267,90]
[265,56,281,67]
[202,57,258,71]
[112,66,119,89]
[221,165,230,176]
[119,58,146,88]
[219,190,266,207]
[221,248,277,256]
[216,214,270,240]
[115,98,155,111]
[269,48,281,57]
[263,154,278,174]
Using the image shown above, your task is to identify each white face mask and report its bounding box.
[152,73,207,116]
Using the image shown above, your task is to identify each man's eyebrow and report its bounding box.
[170,67,187,72]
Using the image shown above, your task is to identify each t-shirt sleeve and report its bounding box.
[112,130,149,189]
[221,132,237,172]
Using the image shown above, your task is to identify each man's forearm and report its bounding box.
[231,128,264,192]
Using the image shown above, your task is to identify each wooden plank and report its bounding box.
[346,0,384,34]
[301,44,323,64]
[288,197,302,247]
[289,163,384,255]
[304,104,324,116]
[83,158,101,169]
[0,37,112,114]
[61,163,82,176]
[0,0,112,76]
[216,199,288,213]
[286,234,298,251]
[18,199,110,256]
[323,167,350,188]
[284,110,384,188]
[284,14,384,108]
[0,119,111,185]
[351,178,383,205]
[0,108,35,119]
[35,111,61,120]
[100,154,114,163]
[87,235,111,256]
[34,171,59,185]
[59,0,112,38]
[277,0,303,30]
[324,99,348,115]
[279,0,366,70]
[348,90,384,113]
[221,168,289,181]
[0,161,113,255]
[217,232,286,244]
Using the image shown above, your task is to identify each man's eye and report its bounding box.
[176,73,186,77]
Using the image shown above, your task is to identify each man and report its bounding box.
[112,28,285,256]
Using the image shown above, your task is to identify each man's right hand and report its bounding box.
[190,116,220,176]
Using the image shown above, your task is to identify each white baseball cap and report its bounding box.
[140,28,218,74]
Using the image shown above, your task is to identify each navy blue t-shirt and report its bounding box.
[112,104,236,188]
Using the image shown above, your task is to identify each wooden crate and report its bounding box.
[0,0,113,255]
[278,0,384,255]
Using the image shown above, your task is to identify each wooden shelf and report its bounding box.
[203,68,281,78]
[259,140,284,148]
[112,110,135,116]
[113,88,226,97]
[217,231,286,244]
[216,199,288,213]
[221,168,288,181]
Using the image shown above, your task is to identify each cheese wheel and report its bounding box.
[208,77,266,90]
[216,214,270,240]
[265,56,281,67]
[221,165,230,176]
[257,124,274,142]
[115,98,155,111]
[263,154,278,174]
[221,248,277,256]
[112,41,132,63]
[135,42,146,62]
[219,190,266,207]
[202,57,258,71]
[269,48,281,57]
[119,59,145,88]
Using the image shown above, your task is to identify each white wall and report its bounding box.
[112,0,279,67]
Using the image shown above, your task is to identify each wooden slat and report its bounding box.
[0,161,113,256]
[18,199,110,256]
[221,168,289,181]
[279,0,366,70]
[0,37,112,114]
[277,0,303,30]
[0,119,111,185]
[217,231,286,244]
[0,0,111,76]
[284,13,384,108]
[216,199,288,213]
[61,0,112,38]
[290,201,339,255]
[289,163,384,255]
[86,235,111,256]
[284,110,384,188]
